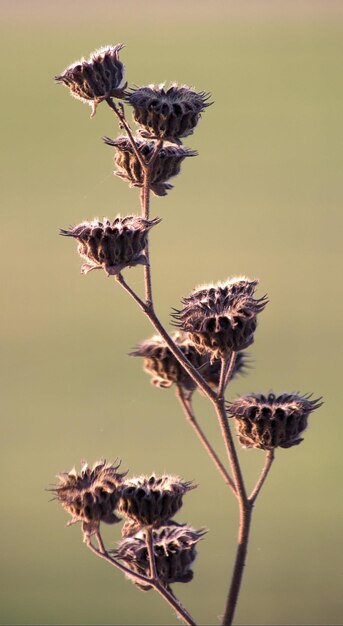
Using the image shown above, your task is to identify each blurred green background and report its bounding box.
[1,1,342,624]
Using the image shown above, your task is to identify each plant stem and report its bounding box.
[249,449,275,504]
[116,274,216,400]
[224,351,237,389]
[176,386,236,495]
[214,400,247,503]
[86,533,197,626]
[145,526,158,580]
[222,501,253,626]
[106,98,145,168]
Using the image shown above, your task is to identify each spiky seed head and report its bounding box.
[103,136,197,196]
[127,83,212,143]
[60,215,160,276]
[228,392,323,450]
[52,460,126,537]
[173,277,267,361]
[130,332,248,394]
[113,524,206,590]
[54,45,126,117]
[118,474,195,528]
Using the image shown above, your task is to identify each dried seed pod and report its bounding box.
[103,136,197,196]
[127,83,212,142]
[60,215,160,276]
[55,45,126,117]
[118,475,195,528]
[114,524,206,590]
[228,392,323,450]
[130,332,248,393]
[52,460,126,536]
[173,277,267,361]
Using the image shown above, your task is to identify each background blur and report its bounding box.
[1,1,342,624]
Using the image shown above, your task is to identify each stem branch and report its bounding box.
[176,386,236,495]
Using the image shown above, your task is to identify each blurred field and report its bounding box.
[1,1,343,624]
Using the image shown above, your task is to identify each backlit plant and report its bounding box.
[52,44,322,625]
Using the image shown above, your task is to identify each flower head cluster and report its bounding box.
[60,215,160,276]
[173,277,267,361]
[53,460,126,536]
[127,83,211,143]
[118,474,195,528]
[114,524,206,591]
[131,332,247,394]
[104,136,197,196]
[55,45,126,117]
[228,392,322,450]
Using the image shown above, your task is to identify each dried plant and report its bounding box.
[52,44,322,625]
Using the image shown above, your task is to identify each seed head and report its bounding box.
[173,277,267,360]
[114,524,206,590]
[127,83,212,143]
[130,332,248,394]
[103,136,197,196]
[60,215,160,276]
[228,392,323,450]
[52,460,126,536]
[118,474,195,528]
[54,45,126,117]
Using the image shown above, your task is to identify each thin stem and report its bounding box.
[218,357,230,399]
[176,386,236,495]
[115,273,148,313]
[116,275,216,400]
[249,449,275,504]
[224,351,237,390]
[139,139,163,308]
[86,538,152,586]
[106,98,145,168]
[86,535,197,626]
[222,502,253,626]
[145,526,158,580]
[214,400,247,504]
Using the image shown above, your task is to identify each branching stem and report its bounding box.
[176,386,236,495]
[86,532,197,626]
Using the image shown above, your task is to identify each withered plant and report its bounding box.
[52,44,322,625]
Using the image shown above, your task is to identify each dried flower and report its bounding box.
[114,524,206,590]
[228,392,323,450]
[173,277,267,361]
[55,45,126,117]
[127,83,211,142]
[52,460,126,536]
[130,332,247,393]
[118,475,195,528]
[103,135,197,196]
[60,215,160,276]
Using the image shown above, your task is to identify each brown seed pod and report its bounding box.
[228,392,323,450]
[118,475,195,528]
[172,277,267,361]
[103,135,197,196]
[113,524,206,590]
[54,45,126,117]
[127,83,212,143]
[52,460,126,536]
[130,332,248,394]
[60,215,160,276]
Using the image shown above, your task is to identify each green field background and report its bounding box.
[1,1,342,624]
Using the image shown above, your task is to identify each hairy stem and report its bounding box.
[249,449,275,504]
[145,526,158,580]
[86,534,197,626]
[116,274,216,400]
[224,351,237,390]
[222,502,253,626]
[106,98,145,168]
[176,386,236,495]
